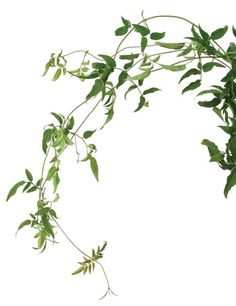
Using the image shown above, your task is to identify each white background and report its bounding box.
[1,0,236,305]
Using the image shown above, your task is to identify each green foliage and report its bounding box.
[8,13,236,301]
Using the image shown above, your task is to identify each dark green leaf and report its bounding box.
[26,185,37,193]
[233,26,236,38]
[199,26,210,41]
[155,42,185,49]
[179,68,201,83]
[89,155,99,181]
[218,125,235,134]
[229,135,236,160]
[86,79,104,100]
[42,129,54,154]
[6,181,26,201]
[52,68,62,81]
[22,182,31,192]
[134,95,146,112]
[141,36,148,52]
[51,112,64,125]
[211,26,228,40]
[224,167,236,198]
[66,116,75,130]
[83,130,96,139]
[100,241,107,252]
[182,80,201,94]
[121,17,131,27]
[150,32,165,40]
[98,54,116,68]
[202,62,214,72]
[25,169,33,182]
[117,70,128,88]
[201,139,221,162]
[198,97,221,108]
[115,26,128,36]
[124,84,137,99]
[133,24,150,36]
[159,63,186,72]
[197,89,220,96]
[143,87,160,95]
[102,107,114,128]
[92,62,106,70]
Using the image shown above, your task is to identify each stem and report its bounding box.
[52,217,113,294]
[63,49,101,61]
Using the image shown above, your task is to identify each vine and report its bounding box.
[6,12,236,299]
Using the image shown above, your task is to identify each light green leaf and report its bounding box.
[52,68,62,81]
[89,155,99,181]
[53,173,60,193]
[159,63,186,72]
[155,42,185,49]
[6,181,26,201]
[46,166,58,181]
[129,69,151,81]
[211,26,228,40]
[224,167,236,198]
[42,214,54,238]
[17,220,31,232]
[72,266,84,275]
[42,129,54,154]
[120,54,139,60]
[51,112,64,125]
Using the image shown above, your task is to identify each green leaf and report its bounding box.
[159,63,186,72]
[42,62,51,77]
[121,17,131,27]
[211,26,228,40]
[102,107,114,128]
[86,79,104,100]
[88,155,99,181]
[224,167,236,198]
[201,138,220,156]
[129,69,151,81]
[22,182,32,192]
[229,135,236,160]
[46,166,58,181]
[98,54,116,68]
[117,70,128,88]
[66,116,75,130]
[179,68,201,83]
[115,26,128,36]
[42,129,54,154]
[25,169,33,181]
[218,125,234,134]
[143,87,160,95]
[134,95,146,112]
[6,181,26,201]
[150,32,165,40]
[141,36,148,52]
[177,45,192,57]
[26,186,38,193]
[232,26,236,38]
[198,97,221,108]
[155,42,185,49]
[202,62,214,72]
[72,266,84,275]
[120,54,139,60]
[18,219,31,231]
[133,24,150,36]
[182,80,201,94]
[42,214,54,238]
[51,112,64,125]
[124,84,137,99]
[53,173,60,193]
[100,241,107,252]
[210,152,224,162]
[52,68,62,81]
[197,89,220,96]
[83,130,96,139]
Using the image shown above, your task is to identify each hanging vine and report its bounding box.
[6,12,236,299]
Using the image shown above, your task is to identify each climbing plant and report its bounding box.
[6,12,236,299]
